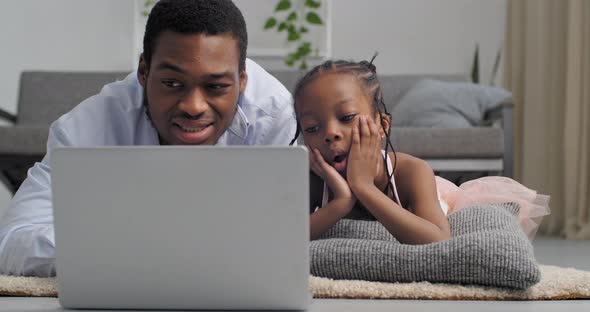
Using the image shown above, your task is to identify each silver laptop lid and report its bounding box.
[52,146,309,310]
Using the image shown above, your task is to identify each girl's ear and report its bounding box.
[377,112,391,138]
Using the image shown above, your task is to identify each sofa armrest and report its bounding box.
[480,99,514,177]
[0,107,17,124]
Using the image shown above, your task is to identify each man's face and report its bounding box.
[138,31,247,145]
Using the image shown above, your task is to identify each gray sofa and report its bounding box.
[0,72,129,193]
[0,70,512,194]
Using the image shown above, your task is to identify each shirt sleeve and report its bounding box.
[0,122,71,277]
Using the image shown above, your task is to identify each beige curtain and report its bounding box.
[504,0,590,238]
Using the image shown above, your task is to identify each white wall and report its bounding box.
[1,0,136,114]
[0,0,137,216]
[332,0,506,81]
[0,0,506,215]
[244,0,506,83]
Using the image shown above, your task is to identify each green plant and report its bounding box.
[263,0,324,70]
[142,0,156,17]
[471,44,480,84]
[489,47,502,85]
[470,43,502,85]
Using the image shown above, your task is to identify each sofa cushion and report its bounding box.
[379,74,468,111]
[390,79,512,128]
[0,126,49,155]
[311,203,540,289]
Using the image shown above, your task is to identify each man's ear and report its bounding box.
[137,54,148,88]
[239,68,247,94]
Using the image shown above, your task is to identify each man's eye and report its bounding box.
[304,126,319,133]
[207,84,229,90]
[340,114,356,122]
[162,80,183,88]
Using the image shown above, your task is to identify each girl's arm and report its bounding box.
[352,156,451,244]
[308,148,356,240]
[310,197,354,240]
[347,116,450,244]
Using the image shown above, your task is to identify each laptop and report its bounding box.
[51,146,310,310]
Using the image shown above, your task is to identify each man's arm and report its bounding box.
[0,123,70,277]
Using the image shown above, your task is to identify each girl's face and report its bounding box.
[295,72,387,175]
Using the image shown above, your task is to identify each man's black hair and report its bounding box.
[143,0,248,72]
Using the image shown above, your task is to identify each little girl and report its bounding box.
[289,58,550,243]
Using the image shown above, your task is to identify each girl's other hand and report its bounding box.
[347,115,383,193]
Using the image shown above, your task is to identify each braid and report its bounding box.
[291,55,400,204]
[289,126,300,145]
[289,62,328,146]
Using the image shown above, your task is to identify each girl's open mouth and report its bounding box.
[333,154,347,173]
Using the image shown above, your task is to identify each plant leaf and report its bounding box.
[299,26,309,33]
[299,60,308,70]
[306,12,323,25]
[287,11,297,22]
[289,52,301,61]
[278,22,287,32]
[305,0,321,9]
[264,17,277,30]
[489,48,502,85]
[288,30,301,41]
[275,0,291,12]
[297,42,312,56]
[470,44,480,84]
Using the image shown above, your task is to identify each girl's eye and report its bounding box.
[340,114,356,122]
[304,126,319,133]
[162,80,183,88]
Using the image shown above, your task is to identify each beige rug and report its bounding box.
[1,265,589,300]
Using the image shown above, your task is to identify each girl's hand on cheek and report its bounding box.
[310,148,355,203]
[347,115,382,193]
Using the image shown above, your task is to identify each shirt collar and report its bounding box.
[226,102,250,140]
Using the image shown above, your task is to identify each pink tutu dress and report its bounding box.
[435,176,551,240]
[320,151,551,240]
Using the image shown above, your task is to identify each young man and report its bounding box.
[0,0,295,277]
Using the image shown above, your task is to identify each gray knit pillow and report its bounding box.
[310,203,541,289]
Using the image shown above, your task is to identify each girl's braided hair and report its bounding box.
[290,54,399,198]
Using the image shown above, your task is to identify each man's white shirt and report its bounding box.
[0,59,296,276]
